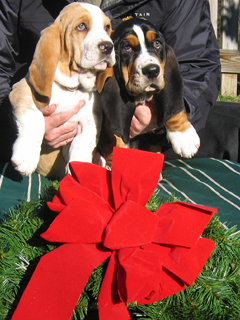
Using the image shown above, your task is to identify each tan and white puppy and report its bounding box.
[10,2,115,178]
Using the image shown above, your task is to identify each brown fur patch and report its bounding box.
[36,145,66,179]
[126,34,139,47]
[9,79,35,116]
[146,30,156,43]
[99,132,126,167]
[122,65,131,86]
[159,59,166,91]
[28,24,61,109]
[103,14,112,37]
[165,110,191,133]
[95,67,114,93]
[115,134,126,148]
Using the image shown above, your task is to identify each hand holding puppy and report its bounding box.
[130,101,158,138]
[42,100,85,148]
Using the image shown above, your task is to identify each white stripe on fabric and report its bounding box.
[158,180,173,197]
[211,158,240,175]
[160,179,196,204]
[27,174,32,203]
[177,159,240,201]
[38,174,41,199]
[0,162,9,191]
[165,161,240,211]
[225,159,240,168]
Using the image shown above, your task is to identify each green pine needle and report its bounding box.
[0,186,240,320]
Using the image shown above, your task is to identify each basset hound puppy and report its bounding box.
[98,18,200,164]
[10,2,115,178]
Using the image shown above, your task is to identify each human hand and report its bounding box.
[130,100,158,138]
[42,100,85,148]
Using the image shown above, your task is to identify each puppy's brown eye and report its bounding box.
[124,45,132,53]
[105,24,110,32]
[76,23,86,31]
[153,40,161,49]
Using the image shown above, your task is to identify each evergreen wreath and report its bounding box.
[0,183,240,320]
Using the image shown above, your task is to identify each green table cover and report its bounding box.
[157,158,240,228]
[1,158,240,228]
[0,162,51,219]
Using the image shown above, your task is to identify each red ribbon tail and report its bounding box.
[11,243,110,320]
[98,251,131,320]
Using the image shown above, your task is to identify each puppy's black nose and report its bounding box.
[99,41,113,55]
[142,64,160,79]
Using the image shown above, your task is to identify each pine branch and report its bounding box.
[0,187,240,320]
[0,182,58,320]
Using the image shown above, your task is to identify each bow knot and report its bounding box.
[104,200,159,250]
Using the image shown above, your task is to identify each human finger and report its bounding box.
[43,100,85,148]
[44,100,85,129]
[44,122,79,148]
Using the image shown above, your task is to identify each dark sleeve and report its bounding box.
[160,0,221,132]
[0,0,57,161]
[0,0,19,104]
[0,0,56,106]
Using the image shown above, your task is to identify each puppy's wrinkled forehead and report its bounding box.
[126,24,158,51]
[58,2,111,34]
[113,18,166,64]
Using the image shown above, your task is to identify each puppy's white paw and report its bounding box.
[92,150,106,167]
[167,125,200,158]
[11,139,41,175]
[65,163,71,176]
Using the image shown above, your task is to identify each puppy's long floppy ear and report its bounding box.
[99,75,136,143]
[155,44,185,126]
[28,24,60,109]
[95,67,114,93]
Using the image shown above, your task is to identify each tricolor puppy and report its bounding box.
[10,2,115,178]
[98,18,200,162]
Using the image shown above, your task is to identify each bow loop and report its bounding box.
[153,202,217,247]
[111,148,164,210]
[117,247,163,303]
[69,161,113,205]
[42,196,113,243]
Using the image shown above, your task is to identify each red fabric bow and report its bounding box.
[11,148,216,320]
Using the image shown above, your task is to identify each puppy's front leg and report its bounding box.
[66,120,100,173]
[165,110,200,158]
[11,108,45,175]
